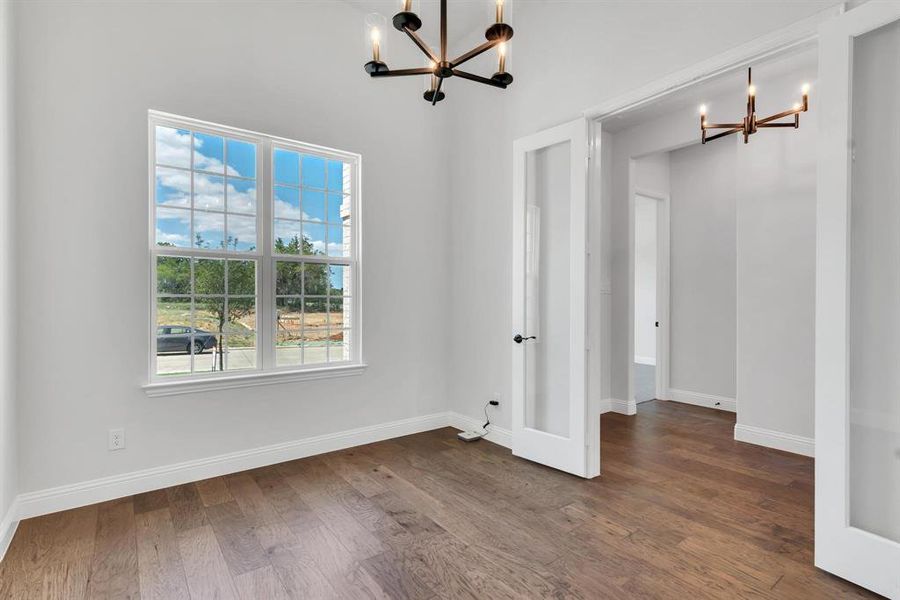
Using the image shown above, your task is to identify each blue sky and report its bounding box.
[155,127,350,257]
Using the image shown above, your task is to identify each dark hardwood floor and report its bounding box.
[0,400,881,599]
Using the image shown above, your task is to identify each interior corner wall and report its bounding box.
[669,141,737,399]
[0,0,17,529]
[735,87,817,441]
[446,76,513,431]
[13,1,454,497]
[633,153,670,198]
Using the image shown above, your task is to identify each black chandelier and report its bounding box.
[700,68,810,144]
[363,0,514,105]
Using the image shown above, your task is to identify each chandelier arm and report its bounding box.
[403,27,439,64]
[757,122,800,128]
[370,67,435,77]
[450,39,501,69]
[756,107,803,126]
[440,0,447,61]
[704,128,741,143]
[703,122,743,130]
[452,69,507,89]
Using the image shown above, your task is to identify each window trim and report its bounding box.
[146,110,364,390]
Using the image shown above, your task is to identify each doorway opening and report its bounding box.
[632,190,668,404]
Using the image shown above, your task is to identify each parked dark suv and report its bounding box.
[157,326,217,354]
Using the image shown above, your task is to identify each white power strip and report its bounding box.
[457,430,484,442]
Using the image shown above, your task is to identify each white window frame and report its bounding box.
[145,111,364,396]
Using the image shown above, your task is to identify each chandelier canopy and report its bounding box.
[364,0,514,105]
[700,68,810,144]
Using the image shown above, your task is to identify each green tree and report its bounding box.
[191,235,258,370]
[274,235,328,320]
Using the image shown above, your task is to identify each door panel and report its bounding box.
[816,3,900,597]
[512,118,594,478]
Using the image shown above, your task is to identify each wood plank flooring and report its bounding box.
[0,401,882,599]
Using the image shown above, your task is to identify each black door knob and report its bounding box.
[513,334,536,344]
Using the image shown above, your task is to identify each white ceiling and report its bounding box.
[343,0,499,51]
[602,45,818,134]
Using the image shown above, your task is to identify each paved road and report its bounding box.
[157,344,348,375]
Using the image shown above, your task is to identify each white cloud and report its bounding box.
[309,240,347,257]
[155,127,191,168]
[157,168,256,215]
[156,229,189,246]
[155,125,244,177]
[228,182,256,214]
[155,168,191,208]
[273,197,319,222]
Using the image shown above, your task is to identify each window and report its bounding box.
[149,112,361,385]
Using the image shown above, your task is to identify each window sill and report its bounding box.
[143,363,368,397]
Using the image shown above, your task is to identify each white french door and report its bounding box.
[511,118,596,478]
[816,3,900,598]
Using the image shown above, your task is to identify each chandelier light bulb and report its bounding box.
[802,83,810,95]
[699,104,707,116]
[370,26,381,61]
[748,85,756,97]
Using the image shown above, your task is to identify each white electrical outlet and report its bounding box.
[108,428,125,451]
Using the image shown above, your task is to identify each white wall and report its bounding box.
[448,1,839,430]
[633,195,657,365]
[0,0,17,530]
[735,88,817,440]
[13,1,453,495]
[669,141,737,399]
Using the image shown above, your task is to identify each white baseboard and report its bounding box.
[447,412,512,448]
[600,398,637,416]
[14,411,453,522]
[734,424,814,457]
[668,388,736,412]
[0,499,19,563]
[8,409,516,531]
[634,356,656,366]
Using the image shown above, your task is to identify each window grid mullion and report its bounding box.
[259,139,275,371]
